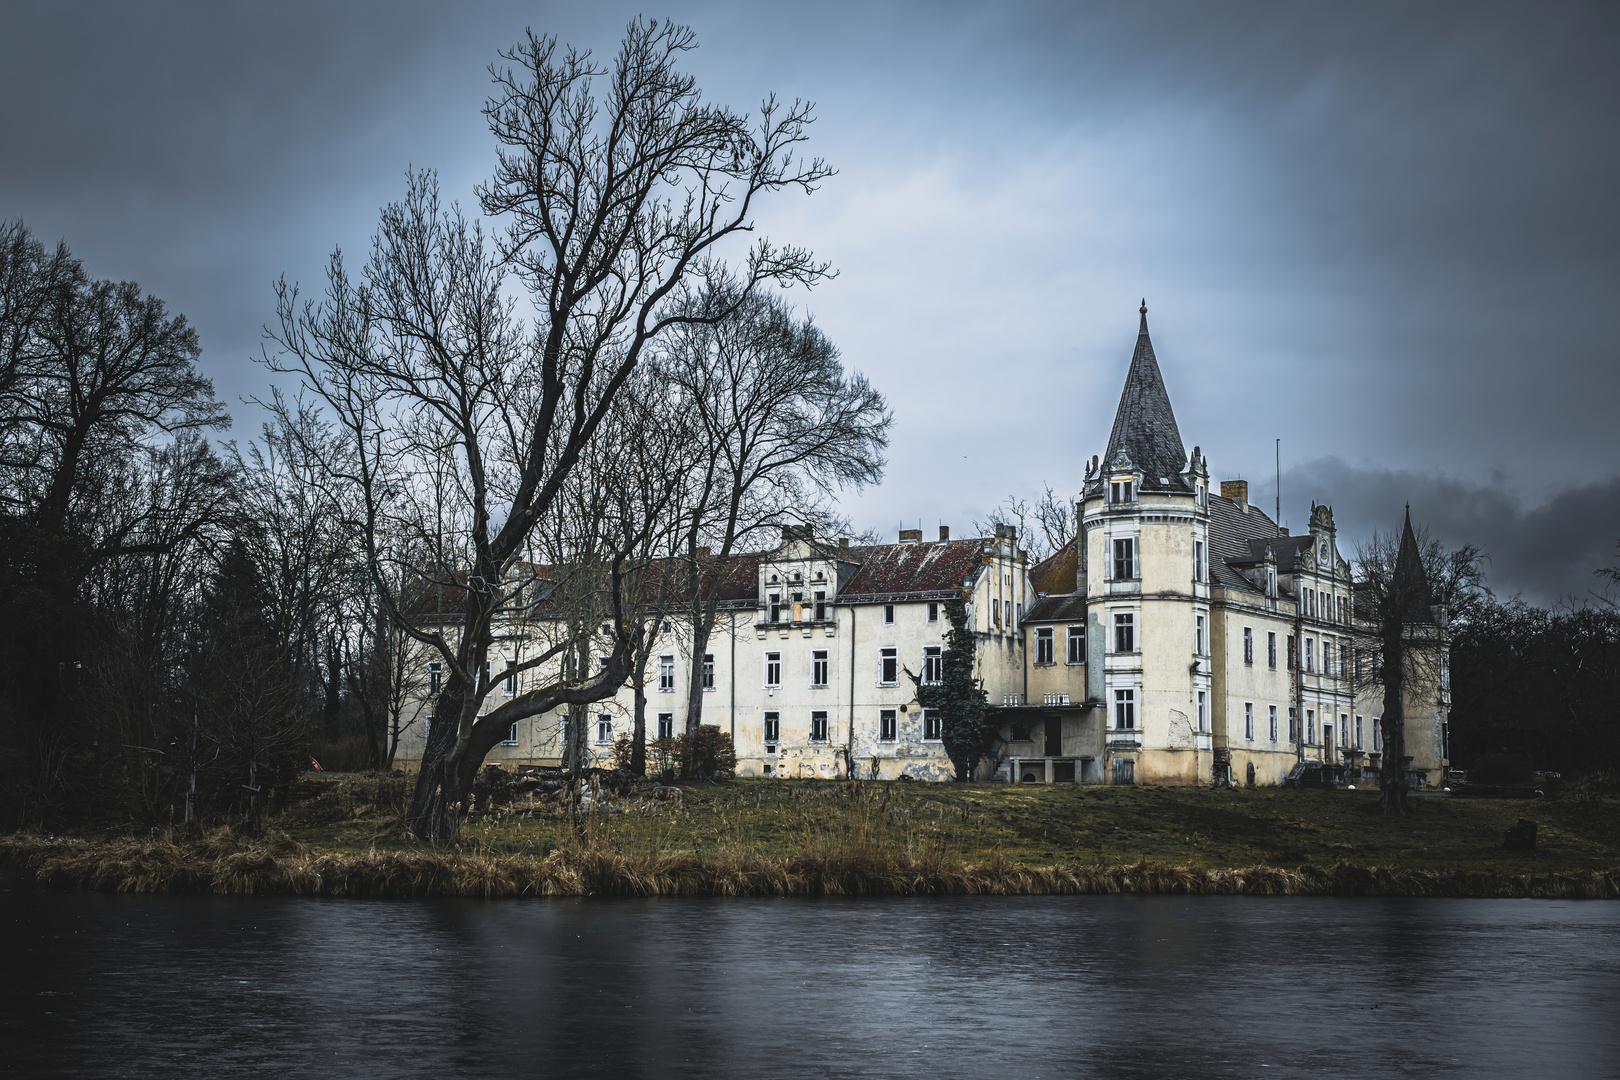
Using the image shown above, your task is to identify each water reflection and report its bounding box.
[2,883,1616,1079]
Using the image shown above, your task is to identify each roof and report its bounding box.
[1206,493,1289,594]
[838,538,989,600]
[1394,505,1436,622]
[1024,593,1089,623]
[1029,538,1079,594]
[1103,303,1189,492]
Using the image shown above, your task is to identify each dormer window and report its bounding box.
[768,593,782,622]
[1110,479,1134,504]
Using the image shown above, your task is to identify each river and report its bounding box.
[2,883,1616,1078]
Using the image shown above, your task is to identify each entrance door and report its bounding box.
[1044,717,1064,758]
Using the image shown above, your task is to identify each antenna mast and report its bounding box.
[1275,438,1281,525]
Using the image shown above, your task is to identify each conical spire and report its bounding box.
[1103,300,1188,490]
[1394,504,1433,620]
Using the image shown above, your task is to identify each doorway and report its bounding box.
[1044,717,1064,758]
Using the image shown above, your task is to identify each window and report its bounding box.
[1035,627,1054,665]
[1244,702,1254,741]
[992,598,1001,625]
[500,721,519,747]
[1111,479,1134,504]
[791,592,804,620]
[1340,644,1351,679]
[596,656,609,673]
[1195,615,1206,656]
[1269,704,1278,743]
[764,712,780,745]
[1373,718,1382,751]
[1339,713,1350,747]
[810,711,829,742]
[657,713,674,740]
[1015,602,1022,626]
[1112,537,1135,580]
[1114,688,1136,729]
[1322,643,1333,678]
[923,709,941,740]
[1287,634,1297,671]
[883,603,895,624]
[812,649,829,688]
[923,646,942,684]
[428,661,442,696]
[1306,708,1316,745]
[1194,540,1206,583]
[879,647,898,686]
[596,714,614,745]
[927,601,939,623]
[1067,625,1085,664]
[1267,631,1277,669]
[879,709,897,741]
[1113,612,1135,653]
[504,658,518,696]
[769,592,782,623]
[814,591,828,621]
[658,654,675,692]
[765,651,781,688]
[702,654,715,691]
[1355,714,1364,749]
[1243,627,1253,665]
[1305,638,1315,672]
[1288,706,1299,743]
[1197,690,1207,733]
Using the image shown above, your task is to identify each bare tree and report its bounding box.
[663,284,889,757]
[974,484,1074,561]
[264,20,831,837]
[1353,507,1486,814]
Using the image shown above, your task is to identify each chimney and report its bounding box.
[994,523,1016,540]
[838,537,850,551]
[898,528,923,543]
[938,525,950,541]
[1220,479,1248,511]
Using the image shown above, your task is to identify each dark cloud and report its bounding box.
[3,1,1616,581]
[1254,459,1620,607]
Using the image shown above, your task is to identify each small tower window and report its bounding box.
[1111,479,1134,504]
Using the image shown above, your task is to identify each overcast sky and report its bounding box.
[4,1,1617,604]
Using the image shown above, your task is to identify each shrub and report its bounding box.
[1468,753,1535,785]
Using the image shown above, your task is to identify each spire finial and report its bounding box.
[1138,298,1148,333]
[1140,298,1147,315]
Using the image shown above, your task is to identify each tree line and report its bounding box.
[0,19,891,836]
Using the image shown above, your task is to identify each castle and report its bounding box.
[400,304,1451,786]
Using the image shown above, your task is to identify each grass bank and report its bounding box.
[5,775,1617,899]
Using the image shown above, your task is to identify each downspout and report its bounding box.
[1294,603,1305,766]
[729,610,736,749]
[846,603,857,779]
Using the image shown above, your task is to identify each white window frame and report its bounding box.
[428,661,442,696]
[1267,631,1277,669]
[764,651,782,688]
[927,601,940,623]
[1355,714,1364,749]
[883,603,895,625]
[1194,539,1205,582]
[879,709,897,741]
[811,649,829,688]
[1113,688,1136,730]
[763,711,780,746]
[1035,627,1054,665]
[922,646,942,684]
[923,709,941,741]
[657,712,674,740]
[1111,478,1134,504]
[1269,704,1278,743]
[1195,614,1206,656]
[1243,626,1253,665]
[1197,690,1207,733]
[500,721,519,747]
[504,658,518,696]
[879,647,898,686]
[702,653,715,691]
[1067,625,1084,664]
[1244,702,1254,741]
[595,714,614,745]
[658,654,675,692]
[810,710,829,742]
[1112,537,1135,580]
[1113,612,1135,653]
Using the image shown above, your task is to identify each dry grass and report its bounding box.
[3,828,1616,900]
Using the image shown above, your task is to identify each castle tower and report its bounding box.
[1080,302,1213,784]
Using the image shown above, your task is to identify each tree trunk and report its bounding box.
[408,679,465,839]
[1380,634,1408,815]
[631,680,648,776]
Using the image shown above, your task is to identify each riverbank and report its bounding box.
[5,774,1618,898]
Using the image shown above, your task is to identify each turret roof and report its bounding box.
[1103,302,1189,491]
